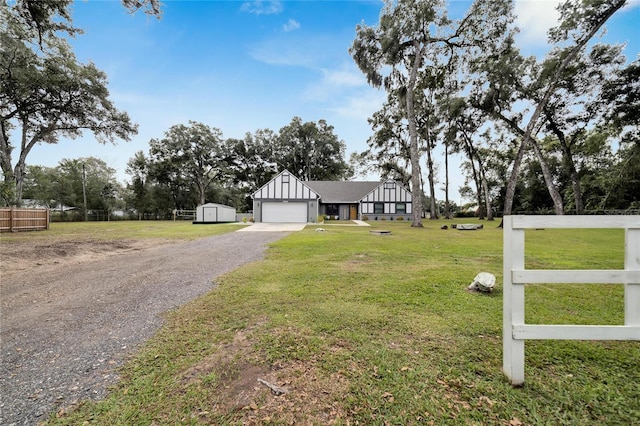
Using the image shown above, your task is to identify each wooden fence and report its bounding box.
[502,215,640,386]
[0,207,50,232]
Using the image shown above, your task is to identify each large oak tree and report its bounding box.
[350,0,513,227]
[481,0,628,215]
[275,117,351,182]
[1,2,138,205]
[148,121,231,207]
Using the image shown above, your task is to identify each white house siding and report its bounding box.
[253,172,317,201]
[252,171,319,222]
[360,181,412,217]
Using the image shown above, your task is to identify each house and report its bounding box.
[22,199,76,212]
[193,203,236,224]
[251,170,413,223]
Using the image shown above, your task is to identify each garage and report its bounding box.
[262,201,308,223]
[252,171,319,223]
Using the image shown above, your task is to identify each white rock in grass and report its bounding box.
[468,272,496,293]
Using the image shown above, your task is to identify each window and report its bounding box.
[374,203,384,214]
[325,204,339,216]
[282,173,290,183]
[384,181,396,189]
[396,203,406,214]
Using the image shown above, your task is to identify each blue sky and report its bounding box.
[27,0,640,203]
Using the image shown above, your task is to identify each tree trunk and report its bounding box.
[14,123,32,206]
[503,138,528,216]
[529,138,564,214]
[461,132,484,219]
[197,179,206,206]
[13,162,25,207]
[480,167,494,221]
[1,121,16,205]
[561,143,584,214]
[472,146,493,221]
[406,42,424,227]
[425,127,438,220]
[0,121,13,180]
[444,140,451,219]
[468,157,483,219]
[545,115,583,214]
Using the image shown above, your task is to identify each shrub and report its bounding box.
[455,211,477,218]
[317,215,325,223]
[397,216,404,221]
[381,217,386,221]
[362,215,369,221]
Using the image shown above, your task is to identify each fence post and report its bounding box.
[626,228,640,326]
[502,216,525,386]
[503,215,640,386]
[10,205,15,232]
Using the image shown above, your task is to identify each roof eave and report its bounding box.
[320,199,362,204]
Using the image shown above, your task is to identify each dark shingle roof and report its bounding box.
[305,181,381,203]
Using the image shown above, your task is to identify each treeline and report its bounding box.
[18,112,640,220]
[350,0,639,224]
[20,117,352,219]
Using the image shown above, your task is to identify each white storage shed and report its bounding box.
[193,203,236,224]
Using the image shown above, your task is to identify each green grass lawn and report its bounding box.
[1,220,245,243]
[48,219,639,425]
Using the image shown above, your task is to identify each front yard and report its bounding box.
[47,219,639,425]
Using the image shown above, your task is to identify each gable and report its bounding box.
[360,181,413,216]
[361,180,412,203]
[252,170,319,200]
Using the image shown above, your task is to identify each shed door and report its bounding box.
[262,202,307,223]
[203,206,217,222]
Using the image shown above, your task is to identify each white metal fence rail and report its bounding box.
[502,215,640,386]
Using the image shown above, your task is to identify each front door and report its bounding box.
[349,204,357,220]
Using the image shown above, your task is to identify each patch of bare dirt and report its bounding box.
[340,252,373,272]
[178,324,352,425]
[0,237,177,276]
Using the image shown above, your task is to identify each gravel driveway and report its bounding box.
[0,231,288,425]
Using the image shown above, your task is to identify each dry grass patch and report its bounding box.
[172,322,352,425]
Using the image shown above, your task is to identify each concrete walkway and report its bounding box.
[236,223,308,232]
[352,220,371,226]
[237,220,371,232]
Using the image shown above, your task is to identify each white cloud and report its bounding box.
[624,0,640,10]
[249,42,316,67]
[514,0,562,46]
[328,88,386,121]
[304,65,367,101]
[321,67,365,87]
[283,18,300,32]
[249,35,336,67]
[240,1,283,15]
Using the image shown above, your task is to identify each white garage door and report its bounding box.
[262,202,308,223]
